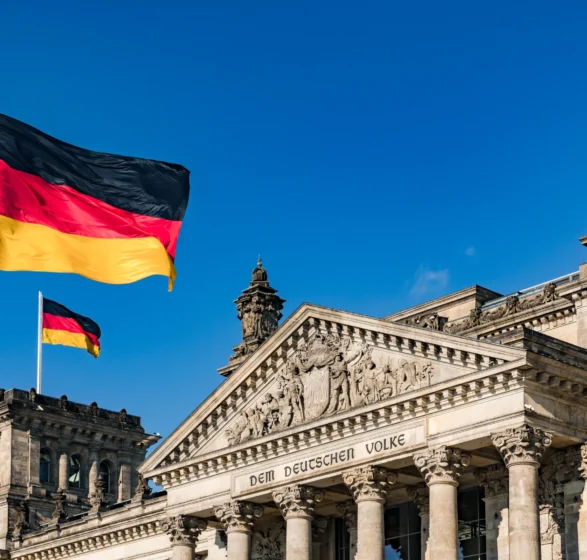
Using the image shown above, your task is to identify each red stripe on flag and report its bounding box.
[0,159,181,258]
[43,314,101,347]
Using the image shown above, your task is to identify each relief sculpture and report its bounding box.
[444,283,558,334]
[226,333,434,445]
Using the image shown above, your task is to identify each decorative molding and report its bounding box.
[474,465,508,498]
[272,485,324,519]
[162,515,207,547]
[342,466,397,503]
[214,501,264,534]
[13,518,164,560]
[414,446,470,486]
[491,425,552,467]
[444,283,559,335]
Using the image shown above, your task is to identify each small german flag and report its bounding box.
[42,298,101,357]
[0,114,190,290]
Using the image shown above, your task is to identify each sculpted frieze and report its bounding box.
[444,283,558,334]
[226,333,434,445]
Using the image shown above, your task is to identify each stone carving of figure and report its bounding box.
[356,359,380,404]
[276,363,304,423]
[325,353,350,414]
[398,360,418,393]
[258,394,279,433]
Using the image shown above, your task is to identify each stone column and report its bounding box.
[215,500,263,560]
[163,515,207,560]
[414,446,470,560]
[577,443,587,558]
[492,425,552,560]
[407,484,430,560]
[343,466,397,560]
[118,460,132,501]
[88,444,100,497]
[475,465,509,560]
[312,516,328,560]
[336,501,358,560]
[273,485,324,560]
[28,429,42,488]
[58,443,69,490]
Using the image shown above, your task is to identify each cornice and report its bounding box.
[10,502,168,560]
[141,305,526,476]
[146,359,530,487]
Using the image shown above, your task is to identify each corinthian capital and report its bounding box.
[272,485,324,519]
[342,465,397,503]
[414,446,471,486]
[163,515,207,547]
[336,500,358,530]
[406,484,429,516]
[474,465,509,498]
[491,425,552,467]
[214,501,264,534]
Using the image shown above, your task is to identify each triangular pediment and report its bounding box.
[141,304,526,477]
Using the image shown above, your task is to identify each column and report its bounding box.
[58,442,69,490]
[492,425,552,560]
[88,444,100,497]
[343,466,397,560]
[164,515,207,560]
[336,501,358,560]
[312,516,328,560]
[214,500,264,560]
[273,485,324,560]
[118,460,132,501]
[407,484,430,560]
[475,466,509,560]
[28,429,42,487]
[414,446,470,560]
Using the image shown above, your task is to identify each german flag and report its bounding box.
[0,114,190,290]
[43,298,101,357]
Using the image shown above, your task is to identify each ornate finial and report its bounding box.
[219,257,285,377]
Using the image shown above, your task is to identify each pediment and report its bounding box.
[141,304,526,477]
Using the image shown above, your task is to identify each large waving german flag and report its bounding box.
[43,298,101,357]
[0,114,190,290]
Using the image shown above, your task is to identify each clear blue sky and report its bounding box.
[1,1,586,445]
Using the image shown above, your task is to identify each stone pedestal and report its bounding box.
[492,425,552,560]
[414,446,470,560]
[273,485,324,560]
[164,515,207,560]
[215,500,264,560]
[343,466,397,560]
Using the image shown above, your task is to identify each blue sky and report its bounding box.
[1,1,586,445]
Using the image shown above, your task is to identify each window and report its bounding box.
[99,461,111,494]
[335,518,351,560]
[458,487,486,559]
[68,455,82,489]
[384,501,422,560]
[40,450,51,483]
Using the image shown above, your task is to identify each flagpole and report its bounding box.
[37,291,43,394]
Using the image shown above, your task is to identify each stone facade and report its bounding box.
[0,390,159,550]
[3,238,587,560]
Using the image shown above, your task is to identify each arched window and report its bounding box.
[40,449,51,483]
[99,461,111,494]
[68,454,82,489]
